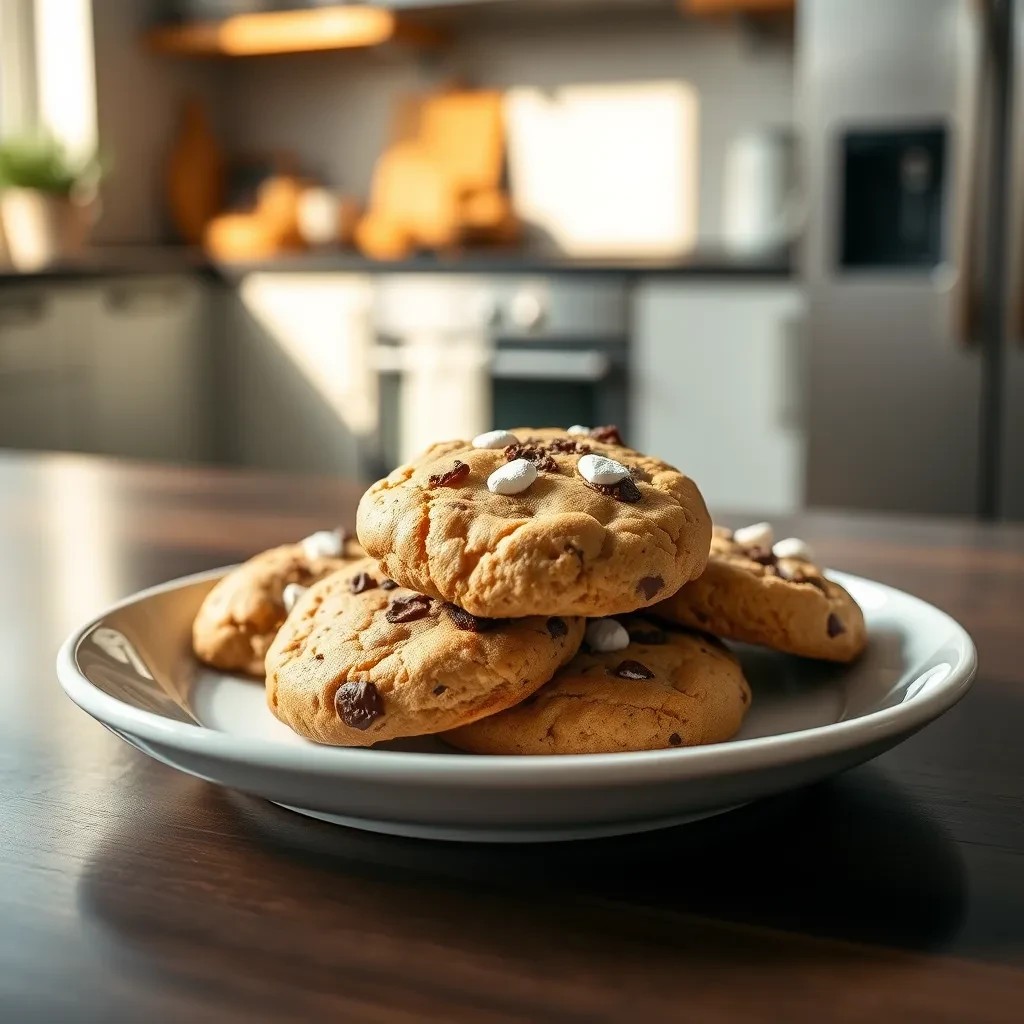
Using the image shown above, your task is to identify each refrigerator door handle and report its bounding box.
[950,0,986,348]
[1010,0,1024,347]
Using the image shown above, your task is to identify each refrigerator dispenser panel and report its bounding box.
[840,126,948,269]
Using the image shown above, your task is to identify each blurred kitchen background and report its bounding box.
[1,0,1022,519]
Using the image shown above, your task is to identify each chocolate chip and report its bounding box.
[433,684,447,695]
[612,659,655,680]
[668,732,682,746]
[444,603,503,632]
[386,594,433,623]
[505,444,557,473]
[549,437,591,454]
[584,477,642,503]
[616,476,642,503]
[746,546,777,566]
[590,425,624,445]
[335,680,383,730]
[827,613,846,638]
[428,460,470,488]
[546,616,568,638]
[315,653,324,661]
[636,575,663,599]
[349,571,377,594]
[381,578,398,591]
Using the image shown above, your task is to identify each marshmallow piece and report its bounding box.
[487,458,537,495]
[733,521,774,550]
[773,536,815,562]
[577,453,630,486]
[472,429,520,449]
[567,424,591,435]
[282,583,308,613]
[301,529,345,560]
[585,618,630,653]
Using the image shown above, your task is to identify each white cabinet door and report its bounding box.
[632,281,806,515]
[228,273,375,478]
[0,286,89,452]
[88,276,208,462]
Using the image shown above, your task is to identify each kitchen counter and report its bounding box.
[0,244,793,283]
[4,450,1023,1022]
[0,245,210,283]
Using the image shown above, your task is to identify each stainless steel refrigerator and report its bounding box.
[800,0,1024,518]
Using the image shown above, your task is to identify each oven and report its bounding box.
[370,274,630,475]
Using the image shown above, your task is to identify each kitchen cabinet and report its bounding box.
[0,276,211,463]
[632,280,806,514]
[0,286,91,453]
[225,273,375,479]
[88,276,208,462]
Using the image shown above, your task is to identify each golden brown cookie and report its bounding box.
[265,559,585,747]
[192,528,364,677]
[355,425,711,619]
[444,614,750,755]
[651,523,867,663]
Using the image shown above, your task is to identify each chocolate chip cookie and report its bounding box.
[265,559,585,747]
[355,426,711,619]
[192,528,364,677]
[444,615,750,755]
[651,524,867,663]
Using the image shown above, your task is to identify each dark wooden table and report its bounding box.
[3,451,1024,1023]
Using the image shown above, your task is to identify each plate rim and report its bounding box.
[56,566,977,787]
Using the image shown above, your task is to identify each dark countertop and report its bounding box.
[4,449,1023,1022]
[0,244,793,283]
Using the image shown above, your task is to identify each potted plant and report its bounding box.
[0,135,102,271]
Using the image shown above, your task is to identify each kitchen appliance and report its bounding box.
[370,275,629,474]
[722,127,799,255]
[800,0,1023,518]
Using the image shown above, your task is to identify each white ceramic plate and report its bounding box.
[57,569,976,843]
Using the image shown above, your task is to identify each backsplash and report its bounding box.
[218,15,794,246]
[91,4,793,246]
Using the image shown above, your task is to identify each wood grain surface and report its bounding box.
[2,451,1023,1023]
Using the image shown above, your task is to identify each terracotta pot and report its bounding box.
[0,188,94,271]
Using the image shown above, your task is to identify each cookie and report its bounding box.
[444,614,751,755]
[265,559,585,747]
[650,523,867,663]
[355,425,711,619]
[192,528,364,677]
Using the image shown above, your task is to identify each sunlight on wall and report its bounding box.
[239,273,378,437]
[505,80,699,257]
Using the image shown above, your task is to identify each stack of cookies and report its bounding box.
[192,426,867,755]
